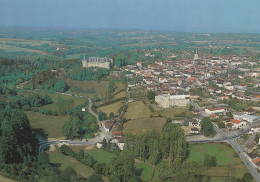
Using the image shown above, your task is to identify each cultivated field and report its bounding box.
[151,104,194,119]
[123,117,166,135]
[25,111,69,139]
[124,101,152,120]
[97,100,125,116]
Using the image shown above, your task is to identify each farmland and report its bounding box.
[123,117,166,135]
[97,100,125,116]
[25,111,69,139]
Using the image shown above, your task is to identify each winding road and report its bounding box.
[37,97,109,153]
[190,100,260,182]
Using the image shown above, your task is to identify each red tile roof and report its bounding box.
[230,119,241,124]
[208,107,227,111]
[212,114,217,118]
[252,158,260,164]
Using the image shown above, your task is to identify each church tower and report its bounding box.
[193,48,199,61]
[82,55,88,67]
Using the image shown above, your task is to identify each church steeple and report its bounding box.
[194,48,199,61]
[83,54,86,60]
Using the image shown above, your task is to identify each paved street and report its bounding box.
[213,124,260,182]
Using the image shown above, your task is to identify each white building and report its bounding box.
[155,94,190,108]
[205,107,227,114]
[230,119,247,129]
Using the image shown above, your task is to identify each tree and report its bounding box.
[98,111,107,121]
[54,79,69,92]
[109,112,115,119]
[204,154,217,167]
[0,106,38,164]
[226,112,233,118]
[88,174,104,182]
[158,161,210,182]
[218,121,225,128]
[38,152,50,167]
[61,166,77,181]
[147,91,156,102]
[109,151,141,182]
[254,134,259,144]
[62,114,84,139]
[201,117,215,137]
[241,172,253,182]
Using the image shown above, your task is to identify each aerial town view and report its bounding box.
[0,0,259,182]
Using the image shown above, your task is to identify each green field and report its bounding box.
[47,149,109,182]
[87,149,115,164]
[97,100,125,116]
[188,143,249,181]
[67,79,109,96]
[86,148,154,181]
[135,163,154,182]
[151,104,194,119]
[123,117,166,135]
[124,101,152,120]
[68,147,154,181]
[25,111,69,139]
[39,93,86,112]
[23,91,87,113]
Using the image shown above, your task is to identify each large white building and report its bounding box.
[82,56,113,69]
[204,107,227,114]
[155,94,190,108]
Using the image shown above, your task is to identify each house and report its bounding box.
[188,119,200,127]
[241,115,259,123]
[190,127,199,134]
[112,131,123,138]
[81,107,87,112]
[252,158,260,169]
[96,143,103,149]
[230,119,246,129]
[205,107,227,115]
[117,139,125,150]
[101,120,115,132]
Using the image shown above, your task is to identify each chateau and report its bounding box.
[82,56,113,69]
[155,94,190,108]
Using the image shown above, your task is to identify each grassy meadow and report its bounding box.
[188,143,250,182]
[47,148,109,182]
[123,117,166,135]
[97,100,125,116]
[66,79,110,98]
[124,101,152,120]
[25,111,69,139]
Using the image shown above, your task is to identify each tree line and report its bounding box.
[124,123,188,165]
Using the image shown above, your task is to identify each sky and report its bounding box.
[0,0,259,33]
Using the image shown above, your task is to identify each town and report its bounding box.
[0,1,260,181]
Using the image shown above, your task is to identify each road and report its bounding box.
[88,98,112,142]
[213,124,260,182]
[37,97,108,153]
[190,100,260,181]
[37,83,132,152]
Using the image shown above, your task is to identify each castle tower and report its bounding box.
[194,48,199,61]
[82,55,88,67]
